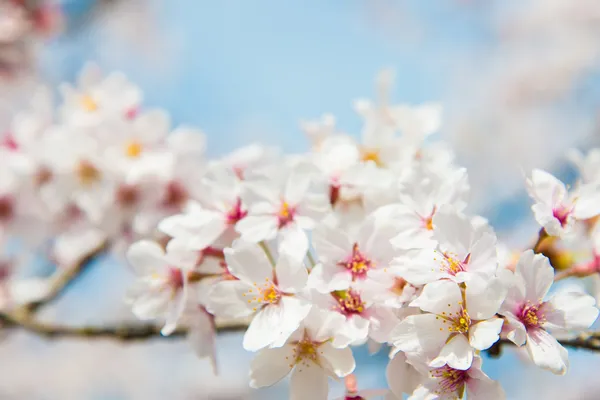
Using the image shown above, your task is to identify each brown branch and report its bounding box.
[19,240,108,315]
[0,313,248,341]
[487,332,600,357]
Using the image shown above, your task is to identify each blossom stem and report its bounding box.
[532,228,549,253]
[259,241,276,267]
[307,251,317,268]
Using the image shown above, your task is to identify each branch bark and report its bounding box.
[0,313,247,341]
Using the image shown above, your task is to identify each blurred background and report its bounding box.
[1,0,600,399]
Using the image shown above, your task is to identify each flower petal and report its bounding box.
[525,328,569,375]
[249,346,295,388]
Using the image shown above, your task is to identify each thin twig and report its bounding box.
[487,332,600,357]
[19,241,108,315]
[0,313,247,341]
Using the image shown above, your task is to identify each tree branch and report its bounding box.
[487,332,600,357]
[0,313,247,341]
[19,241,108,315]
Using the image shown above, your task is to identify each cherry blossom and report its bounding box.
[248,308,355,400]
[207,240,311,351]
[499,250,599,374]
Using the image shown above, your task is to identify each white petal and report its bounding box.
[525,328,569,375]
[468,318,503,350]
[236,215,279,243]
[527,169,566,206]
[279,224,309,262]
[276,252,309,293]
[391,314,448,355]
[466,277,506,320]
[243,304,285,351]
[161,282,188,336]
[319,342,355,377]
[466,373,505,400]
[224,242,273,284]
[432,205,472,256]
[290,363,328,400]
[544,290,599,331]
[515,250,554,303]
[410,280,462,316]
[386,351,421,399]
[501,311,527,346]
[249,346,295,388]
[126,240,166,276]
[206,280,255,319]
[269,297,312,348]
[313,222,352,263]
[284,163,314,204]
[430,334,473,370]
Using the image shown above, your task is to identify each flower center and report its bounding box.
[360,148,384,167]
[431,365,467,395]
[1,133,18,151]
[167,267,185,289]
[340,243,373,280]
[162,181,188,209]
[552,205,571,228]
[440,252,470,276]
[333,289,366,316]
[116,184,139,207]
[519,303,544,328]
[391,277,407,295]
[76,160,101,185]
[125,140,143,158]
[290,337,323,366]
[226,198,247,225]
[0,196,14,223]
[438,307,471,334]
[244,279,282,311]
[81,95,98,112]
[277,201,295,227]
[422,206,437,231]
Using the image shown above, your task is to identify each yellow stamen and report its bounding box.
[125,140,143,158]
[76,160,101,185]
[81,95,98,112]
[360,148,384,167]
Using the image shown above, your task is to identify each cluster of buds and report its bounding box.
[3,66,600,399]
[0,0,60,77]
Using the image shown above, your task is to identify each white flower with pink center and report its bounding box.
[159,165,247,251]
[379,165,469,250]
[392,278,505,371]
[236,163,330,260]
[311,286,397,347]
[394,354,505,400]
[394,205,498,286]
[207,240,311,351]
[125,240,199,336]
[499,250,599,375]
[526,169,600,237]
[249,308,355,400]
[308,213,396,292]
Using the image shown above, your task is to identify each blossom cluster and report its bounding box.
[2,67,600,399]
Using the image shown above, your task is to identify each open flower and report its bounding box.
[236,163,330,260]
[499,250,599,375]
[392,279,505,370]
[158,165,246,251]
[404,354,505,400]
[125,240,198,335]
[207,240,311,351]
[249,308,355,400]
[394,205,498,285]
[526,169,600,237]
[308,213,397,292]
